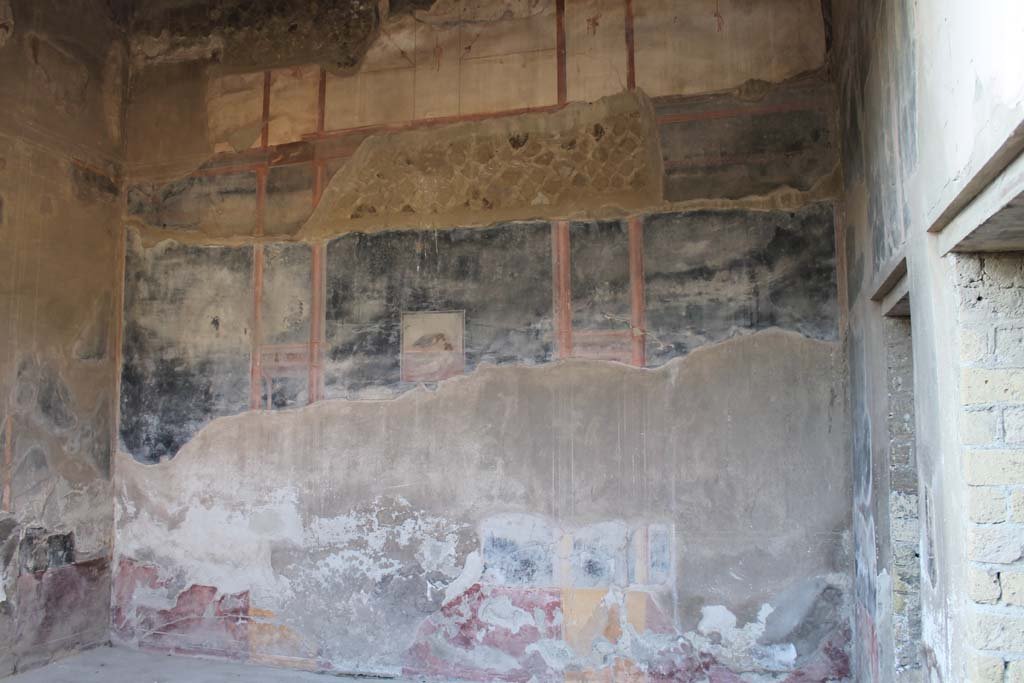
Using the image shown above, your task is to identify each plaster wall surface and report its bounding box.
[109,0,853,679]
[0,0,124,675]
[11,0,1024,679]
[0,0,857,680]
[833,0,1024,679]
[114,330,851,680]
[883,318,921,678]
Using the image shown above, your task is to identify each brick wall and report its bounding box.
[955,254,1024,681]
[884,316,923,677]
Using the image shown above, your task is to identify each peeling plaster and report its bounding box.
[114,330,851,679]
[299,91,663,238]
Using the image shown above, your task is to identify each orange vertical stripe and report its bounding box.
[624,0,636,91]
[313,162,325,208]
[309,70,327,403]
[261,70,272,148]
[250,246,265,409]
[556,0,567,104]
[317,67,327,134]
[553,221,573,358]
[628,216,646,367]
[255,168,267,238]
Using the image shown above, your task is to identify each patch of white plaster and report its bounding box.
[115,487,304,605]
[687,602,802,672]
[698,604,737,635]
[444,550,483,605]
[301,498,467,586]
[426,638,522,675]
[525,638,575,670]
[479,594,534,634]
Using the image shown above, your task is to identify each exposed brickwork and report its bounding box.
[969,652,1008,683]
[955,253,1024,668]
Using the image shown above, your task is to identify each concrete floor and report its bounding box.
[8,647,436,682]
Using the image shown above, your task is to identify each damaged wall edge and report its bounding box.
[118,202,838,464]
[113,328,851,680]
[4,0,859,679]
[0,0,125,673]
[123,71,840,245]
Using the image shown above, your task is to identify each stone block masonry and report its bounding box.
[956,254,1024,678]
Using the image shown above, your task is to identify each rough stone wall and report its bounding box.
[954,254,1024,681]
[852,314,921,683]
[848,317,884,682]
[883,317,921,678]
[0,0,124,675]
[302,92,663,235]
[112,0,851,680]
[128,0,379,70]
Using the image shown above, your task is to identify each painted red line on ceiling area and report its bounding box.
[192,162,268,178]
[312,162,326,208]
[556,0,567,105]
[261,70,272,148]
[188,104,572,180]
[304,104,566,141]
[255,168,267,238]
[308,68,329,405]
[188,93,823,182]
[317,67,327,135]
[624,0,636,91]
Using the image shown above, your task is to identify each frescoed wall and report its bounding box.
[110,1,851,680]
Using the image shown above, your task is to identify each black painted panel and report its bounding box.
[126,172,258,235]
[324,222,553,398]
[570,220,630,332]
[119,233,252,463]
[643,204,837,365]
[656,77,835,203]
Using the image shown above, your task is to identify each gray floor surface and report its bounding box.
[8,647,441,682]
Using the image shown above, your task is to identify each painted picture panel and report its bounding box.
[401,311,465,383]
